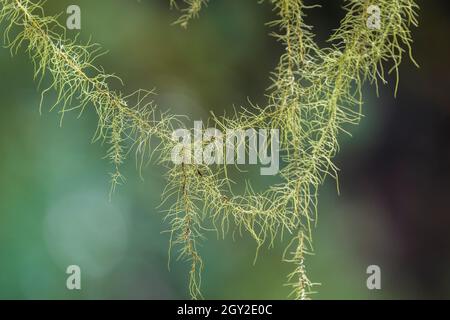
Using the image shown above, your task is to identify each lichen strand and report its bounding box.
[169,0,209,28]
[0,0,419,299]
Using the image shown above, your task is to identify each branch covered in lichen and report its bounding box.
[197,0,419,298]
[169,0,209,28]
[0,0,419,299]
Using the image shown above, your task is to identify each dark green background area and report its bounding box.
[0,0,449,299]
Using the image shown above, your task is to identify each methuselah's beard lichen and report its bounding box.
[0,0,419,299]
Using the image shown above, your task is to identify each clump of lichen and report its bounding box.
[0,0,419,299]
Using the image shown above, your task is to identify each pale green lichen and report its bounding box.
[169,0,209,28]
[0,0,419,299]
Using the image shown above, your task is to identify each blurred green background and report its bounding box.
[0,0,449,299]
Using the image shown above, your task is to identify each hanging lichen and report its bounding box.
[0,0,419,299]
